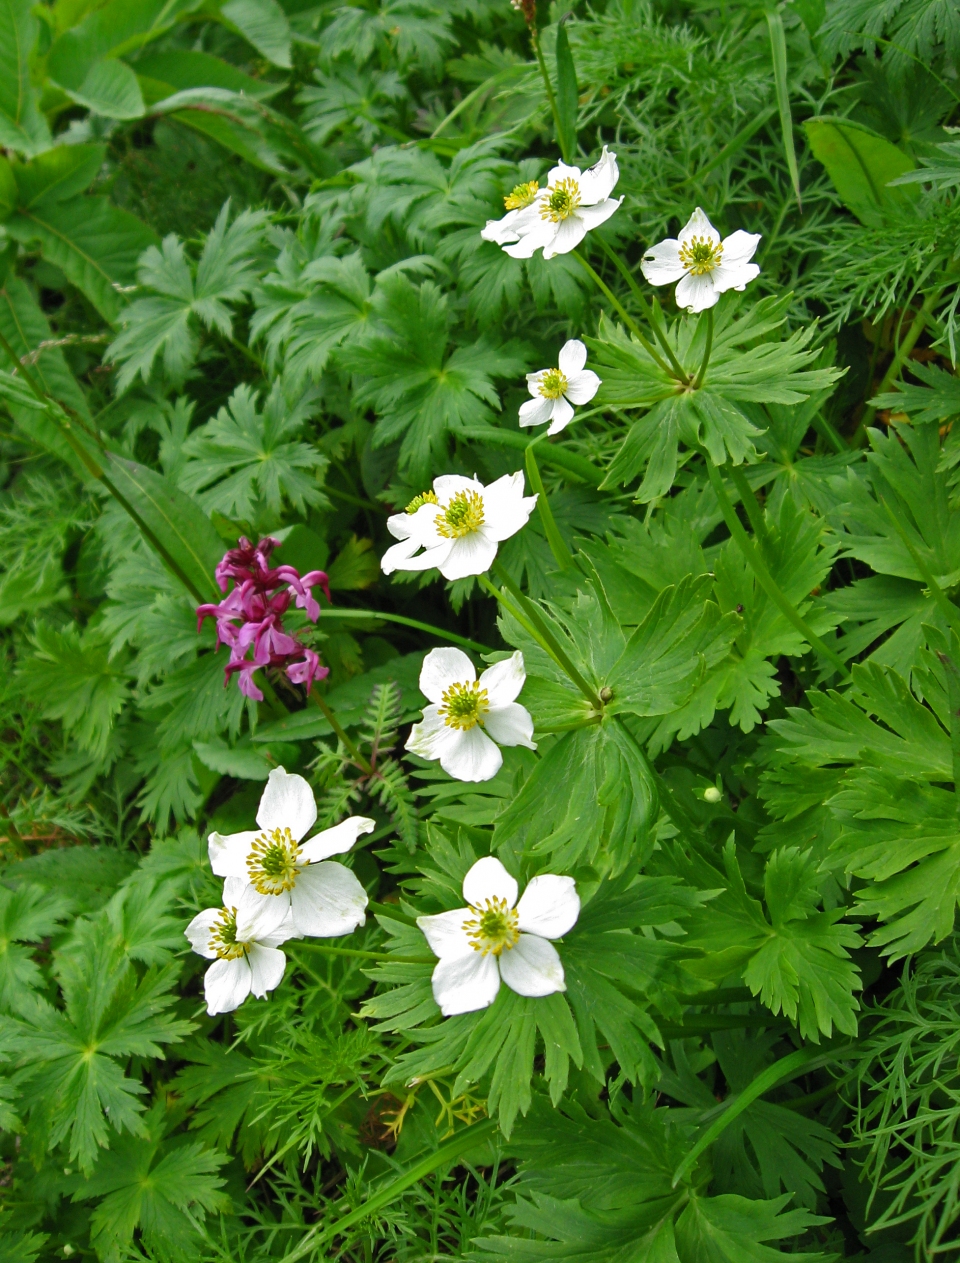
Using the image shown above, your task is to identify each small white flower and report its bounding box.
[406,647,536,782]
[418,856,579,1016]
[185,877,296,1015]
[489,148,622,260]
[481,178,542,246]
[519,339,600,435]
[380,472,537,581]
[208,767,374,938]
[640,207,761,313]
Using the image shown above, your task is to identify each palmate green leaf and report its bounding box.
[173,1038,280,1168]
[0,885,72,1012]
[323,0,457,73]
[871,361,960,422]
[181,381,329,518]
[297,62,405,146]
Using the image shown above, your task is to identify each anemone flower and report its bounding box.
[519,339,601,435]
[640,207,761,313]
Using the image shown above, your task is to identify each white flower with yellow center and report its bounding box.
[520,339,601,435]
[185,877,296,1015]
[406,647,536,782]
[640,207,761,313]
[380,473,537,581]
[208,767,374,938]
[480,178,541,246]
[489,148,622,260]
[417,856,580,1015]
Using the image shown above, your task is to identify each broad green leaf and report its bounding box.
[804,116,918,226]
[0,0,51,155]
[221,0,292,68]
[11,144,105,208]
[0,156,16,219]
[135,48,282,99]
[50,57,145,120]
[554,19,578,163]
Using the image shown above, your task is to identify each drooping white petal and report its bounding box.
[418,907,474,959]
[484,702,536,749]
[678,206,721,248]
[557,339,588,377]
[542,214,588,258]
[208,830,259,879]
[547,396,575,431]
[577,147,619,204]
[431,950,501,1015]
[478,651,525,707]
[516,875,580,939]
[439,723,503,781]
[386,511,415,541]
[711,260,760,295]
[503,218,556,259]
[204,956,252,1015]
[246,943,287,998]
[420,646,475,703]
[380,535,423,574]
[574,198,623,230]
[481,208,526,245]
[498,934,566,997]
[564,369,601,405]
[519,396,555,428]
[675,270,720,313]
[438,531,499,581]
[256,767,317,841]
[299,815,376,864]
[387,539,453,575]
[463,856,519,909]
[719,228,761,266]
[640,239,685,286]
[185,909,221,960]
[288,860,368,937]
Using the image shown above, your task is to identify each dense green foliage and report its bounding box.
[2,0,960,1259]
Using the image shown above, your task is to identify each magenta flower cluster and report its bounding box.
[198,537,331,701]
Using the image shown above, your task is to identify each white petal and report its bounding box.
[547,413,573,436]
[546,160,582,185]
[431,950,501,1016]
[577,147,619,203]
[675,271,720,313]
[557,339,587,376]
[549,396,575,430]
[463,856,519,909]
[481,211,521,245]
[381,534,422,574]
[185,909,221,959]
[208,830,259,879]
[478,651,525,707]
[221,876,250,906]
[204,957,252,1015]
[516,875,580,938]
[542,214,587,258]
[484,702,536,750]
[260,909,297,948]
[564,369,601,405]
[256,767,317,841]
[519,396,554,428]
[498,934,566,997]
[640,239,685,286]
[712,260,760,295]
[406,707,456,760]
[386,511,415,541]
[420,646,475,703]
[299,815,375,863]
[481,472,538,542]
[418,907,474,959]
[440,724,503,781]
[574,197,622,230]
[288,860,367,937]
[437,532,498,581]
[719,229,761,266]
[246,944,287,998]
[389,540,454,574]
[503,218,556,259]
[235,883,295,942]
[434,473,483,504]
[678,206,721,248]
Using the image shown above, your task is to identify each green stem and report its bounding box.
[659,1013,791,1037]
[692,307,714,391]
[319,608,492,655]
[477,572,567,675]
[490,561,601,709]
[525,443,573,570]
[573,250,679,379]
[367,899,420,928]
[855,287,942,445]
[726,462,771,550]
[458,424,603,486]
[292,942,434,965]
[592,237,689,381]
[705,461,851,680]
[531,29,566,158]
[311,691,372,774]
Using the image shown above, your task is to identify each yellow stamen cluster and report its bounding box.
[438,679,489,731]
[541,178,581,222]
[504,180,539,210]
[538,368,568,400]
[406,490,439,514]
[247,826,303,896]
[678,235,723,275]
[436,489,485,539]
[463,896,520,956]
[209,907,247,960]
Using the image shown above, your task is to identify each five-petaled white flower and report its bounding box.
[418,856,579,1015]
[640,207,761,313]
[208,767,374,938]
[520,339,601,435]
[482,148,622,260]
[380,473,537,581]
[185,877,297,1015]
[406,647,536,782]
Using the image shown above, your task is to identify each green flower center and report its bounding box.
[436,490,485,539]
[504,179,539,210]
[406,490,439,514]
[542,178,581,222]
[247,826,303,896]
[538,368,568,400]
[678,235,723,276]
[438,680,489,731]
[463,896,520,956]
[210,907,247,960]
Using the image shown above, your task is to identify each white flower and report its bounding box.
[406,647,536,782]
[489,148,622,260]
[208,767,374,938]
[481,178,542,245]
[519,339,601,435]
[640,207,761,313]
[380,473,537,581]
[185,877,297,1015]
[417,856,579,1016]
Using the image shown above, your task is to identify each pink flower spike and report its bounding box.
[287,649,329,694]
